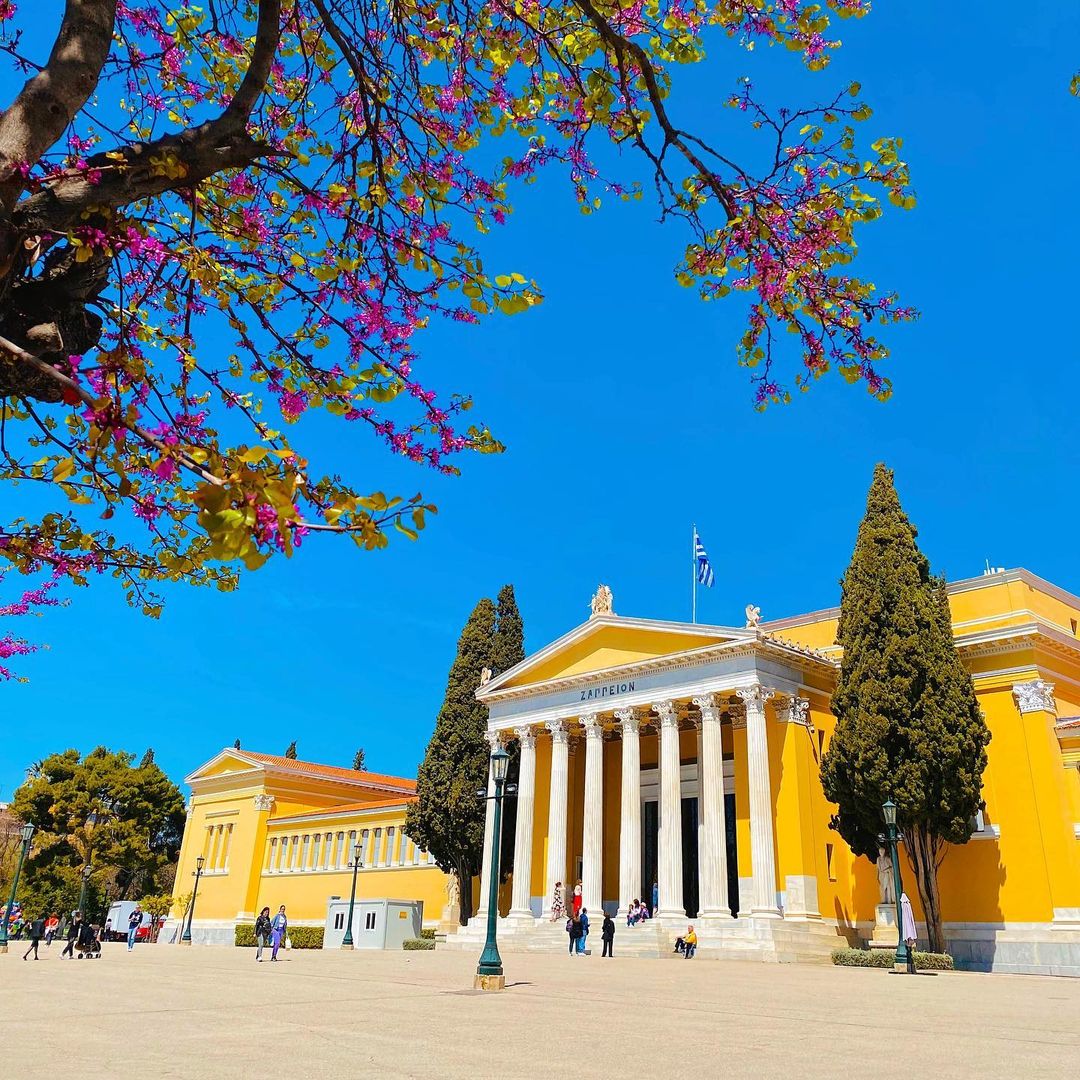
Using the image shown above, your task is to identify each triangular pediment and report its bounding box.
[482,615,752,695]
[184,749,265,785]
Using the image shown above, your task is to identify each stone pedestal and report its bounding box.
[473,974,506,992]
[869,903,899,950]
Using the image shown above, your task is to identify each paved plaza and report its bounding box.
[5,944,1079,1079]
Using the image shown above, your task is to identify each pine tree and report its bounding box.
[352,748,366,772]
[490,584,525,676]
[284,741,298,760]
[234,739,241,750]
[491,584,527,880]
[138,748,155,768]
[405,596,495,923]
[821,464,990,953]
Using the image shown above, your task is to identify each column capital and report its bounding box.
[253,794,275,812]
[484,729,502,750]
[776,694,813,731]
[692,694,721,724]
[736,683,775,711]
[581,713,603,738]
[614,707,641,734]
[654,699,679,728]
[546,718,569,744]
[513,724,537,749]
[1013,679,1056,715]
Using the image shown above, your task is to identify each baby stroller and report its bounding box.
[76,923,102,958]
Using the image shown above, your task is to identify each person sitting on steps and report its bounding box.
[674,925,698,959]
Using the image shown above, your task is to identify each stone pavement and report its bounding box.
[5,943,1079,1079]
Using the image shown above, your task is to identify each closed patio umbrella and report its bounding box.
[900,892,917,973]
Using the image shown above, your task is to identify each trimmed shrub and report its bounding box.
[234,924,324,949]
[831,947,953,971]
[419,927,436,940]
[403,938,436,951]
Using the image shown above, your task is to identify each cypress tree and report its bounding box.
[234,739,241,750]
[138,748,155,768]
[492,584,527,879]
[284,741,298,760]
[352,748,366,772]
[405,597,495,923]
[821,464,990,953]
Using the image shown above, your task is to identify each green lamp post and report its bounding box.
[882,800,911,973]
[76,863,93,920]
[0,822,35,953]
[475,743,511,990]
[341,841,363,949]
[180,855,205,945]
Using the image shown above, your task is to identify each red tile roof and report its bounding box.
[239,751,416,792]
[279,796,417,822]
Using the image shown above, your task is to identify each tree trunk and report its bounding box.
[907,824,947,954]
[456,866,473,925]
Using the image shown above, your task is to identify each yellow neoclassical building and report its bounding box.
[169,569,1080,975]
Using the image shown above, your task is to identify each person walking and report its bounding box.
[60,911,82,958]
[270,905,288,961]
[549,881,565,922]
[577,908,589,955]
[572,880,583,917]
[22,915,45,960]
[601,912,615,958]
[254,907,273,962]
[44,913,59,947]
[127,906,143,951]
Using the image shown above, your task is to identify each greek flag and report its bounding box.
[694,531,715,588]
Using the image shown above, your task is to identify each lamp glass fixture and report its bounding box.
[490,743,510,783]
[20,822,35,842]
[196,855,205,871]
[882,800,897,827]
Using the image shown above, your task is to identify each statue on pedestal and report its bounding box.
[745,603,762,628]
[590,584,614,618]
[876,847,896,905]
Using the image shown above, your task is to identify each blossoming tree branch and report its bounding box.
[0,0,915,674]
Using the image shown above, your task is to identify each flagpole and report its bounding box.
[691,524,697,625]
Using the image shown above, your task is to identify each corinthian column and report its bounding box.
[694,694,731,918]
[475,729,500,921]
[656,700,686,920]
[542,719,570,918]
[615,708,641,917]
[508,726,537,921]
[738,684,781,918]
[581,713,605,915]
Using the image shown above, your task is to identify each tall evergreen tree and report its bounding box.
[405,597,495,923]
[284,741,298,760]
[352,748,366,772]
[491,584,527,879]
[490,584,525,676]
[138,748,155,768]
[234,739,241,750]
[821,464,990,952]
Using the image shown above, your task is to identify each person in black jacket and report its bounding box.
[23,916,45,960]
[60,912,82,958]
[254,907,273,962]
[601,913,615,958]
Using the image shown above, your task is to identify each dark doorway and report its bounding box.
[725,791,739,916]
[681,796,699,918]
[642,801,658,909]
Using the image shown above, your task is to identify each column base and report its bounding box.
[750,907,783,920]
[698,909,735,922]
[504,911,538,929]
[474,974,506,992]
[655,910,689,928]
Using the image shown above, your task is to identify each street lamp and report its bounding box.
[180,855,205,946]
[76,863,93,919]
[0,822,35,953]
[341,841,364,949]
[882,800,911,974]
[475,743,511,991]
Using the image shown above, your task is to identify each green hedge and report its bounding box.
[403,938,436,951]
[234,924,324,949]
[831,947,953,971]
[419,928,436,941]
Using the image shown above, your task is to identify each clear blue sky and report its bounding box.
[2,2,1078,800]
